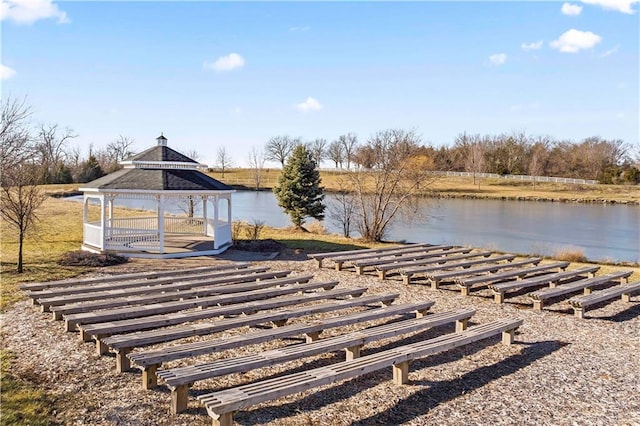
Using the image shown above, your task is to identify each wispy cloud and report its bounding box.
[489,53,507,65]
[600,45,619,57]
[0,63,16,80]
[521,40,544,51]
[562,2,584,15]
[295,97,323,112]
[550,29,602,53]
[203,53,245,72]
[0,0,69,24]
[581,0,638,14]
[289,26,310,32]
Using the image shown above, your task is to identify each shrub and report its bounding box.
[553,248,587,263]
[58,250,128,267]
[244,219,266,241]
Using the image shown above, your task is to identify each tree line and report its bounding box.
[259,131,639,184]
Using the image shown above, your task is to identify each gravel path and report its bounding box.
[2,253,639,426]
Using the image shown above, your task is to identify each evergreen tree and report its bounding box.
[273,144,325,229]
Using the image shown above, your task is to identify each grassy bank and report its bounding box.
[210,169,639,204]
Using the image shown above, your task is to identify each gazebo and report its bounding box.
[79,134,235,258]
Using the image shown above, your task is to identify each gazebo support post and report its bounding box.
[202,195,208,236]
[213,195,220,249]
[100,195,107,250]
[157,195,165,253]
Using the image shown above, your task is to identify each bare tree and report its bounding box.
[338,133,358,169]
[0,96,33,172]
[0,98,46,273]
[327,140,345,168]
[327,178,357,238]
[346,129,436,241]
[247,146,266,190]
[105,135,135,171]
[216,146,233,177]
[35,123,77,183]
[306,138,327,167]
[265,135,296,167]
[528,136,551,189]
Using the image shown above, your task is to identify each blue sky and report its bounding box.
[1,0,638,167]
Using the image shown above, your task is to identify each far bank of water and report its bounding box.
[68,191,639,263]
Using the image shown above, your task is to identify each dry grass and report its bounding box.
[553,247,589,263]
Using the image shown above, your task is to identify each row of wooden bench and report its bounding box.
[311,244,640,317]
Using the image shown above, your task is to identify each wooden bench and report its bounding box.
[19,262,249,292]
[309,243,432,267]
[329,244,451,271]
[455,261,569,297]
[161,307,475,414]
[197,318,523,426]
[376,250,491,280]
[352,246,466,275]
[401,254,517,286]
[569,280,640,318]
[125,294,412,384]
[64,278,333,332]
[488,266,599,303]
[529,271,633,310]
[77,286,372,343]
[30,266,270,305]
[50,274,313,320]
[426,258,542,292]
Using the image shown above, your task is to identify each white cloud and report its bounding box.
[550,29,602,53]
[521,40,544,51]
[562,2,584,14]
[600,45,619,57]
[289,26,310,32]
[0,0,69,24]
[581,0,638,14]
[489,53,507,65]
[295,97,323,112]
[203,53,245,72]
[0,63,16,80]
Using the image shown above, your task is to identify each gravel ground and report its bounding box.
[2,252,639,426]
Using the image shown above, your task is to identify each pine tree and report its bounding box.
[273,144,325,229]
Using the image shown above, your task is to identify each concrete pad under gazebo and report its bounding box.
[79,134,235,258]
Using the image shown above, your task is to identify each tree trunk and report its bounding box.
[17,230,24,273]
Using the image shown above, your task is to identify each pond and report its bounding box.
[68,191,639,263]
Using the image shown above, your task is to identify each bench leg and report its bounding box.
[548,280,558,288]
[272,319,288,327]
[305,331,321,343]
[52,311,63,321]
[532,300,543,311]
[355,266,363,275]
[583,288,592,295]
[335,262,343,271]
[212,412,234,426]
[402,275,412,285]
[378,270,386,280]
[460,286,470,296]
[96,339,109,356]
[142,364,159,390]
[573,308,585,319]
[622,293,631,303]
[494,292,504,304]
[171,384,189,415]
[502,329,516,345]
[430,279,440,290]
[66,320,77,333]
[79,329,92,342]
[116,349,132,373]
[415,308,430,318]
[40,303,51,313]
[455,318,468,332]
[316,259,322,268]
[345,345,362,361]
[392,361,409,385]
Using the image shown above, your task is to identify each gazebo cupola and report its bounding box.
[79,134,235,258]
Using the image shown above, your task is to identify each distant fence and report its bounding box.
[434,171,598,185]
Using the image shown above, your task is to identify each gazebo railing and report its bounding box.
[84,223,103,249]
[106,229,160,251]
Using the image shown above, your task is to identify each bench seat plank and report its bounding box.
[489,266,599,303]
[529,271,633,310]
[30,266,267,303]
[19,263,249,292]
[330,245,452,271]
[400,254,516,286]
[77,286,373,341]
[375,250,489,279]
[65,278,333,331]
[352,246,457,274]
[569,280,640,318]
[310,243,432,267]
[455,261,570,297]
[161,307,475,414]
[197,318,522,425]
[50,274,313,319]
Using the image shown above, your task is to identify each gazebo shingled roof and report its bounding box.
[83,167,233,191]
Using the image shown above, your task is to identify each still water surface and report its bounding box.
[71,191,639,263]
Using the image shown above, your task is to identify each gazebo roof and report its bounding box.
[81,168,233,191]
[80,134,233,192]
